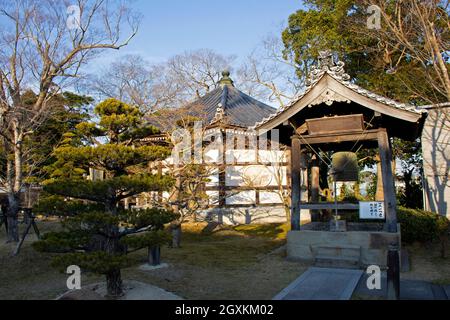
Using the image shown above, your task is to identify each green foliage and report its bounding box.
[1,91,92,185]
[33,194,105,217]
[397,207,449,243]
[346,207,449,243]
[397,180,424,209]
[393,138,424,209]
[34,98,176,290]
[282,0,448,103]
[50,252,129,274]
[43,175,173,203]
[33,230,91,253]
[124,208,179,230]
[121,230,172,250]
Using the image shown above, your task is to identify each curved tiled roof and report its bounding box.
[184,73,276,128]
[251,51,427,130]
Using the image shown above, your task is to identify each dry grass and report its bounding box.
[2,219,447,300]
[401,240,450,285]
[0,220,308,300]
[0,220,103,300]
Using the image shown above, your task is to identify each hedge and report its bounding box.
[345,206,449,244]
[397,207,449,244]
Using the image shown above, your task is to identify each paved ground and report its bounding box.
[274,267,450,300]
[354,274,449,300]
[273,267,363,300]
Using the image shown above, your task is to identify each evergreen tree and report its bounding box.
[34,98,177,298]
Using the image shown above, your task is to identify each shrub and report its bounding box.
[397,207,448,244]
[344,206,449,244]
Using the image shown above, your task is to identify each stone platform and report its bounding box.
[287,223,401,268]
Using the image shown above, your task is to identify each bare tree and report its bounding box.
[362,0,450,104]
[84,55,181,112]
[164,49,236,101]
[238,34,302,107]
[0,0,139,242]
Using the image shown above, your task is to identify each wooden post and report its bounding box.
[311,155,320,222]
[291,136,301,231]
[218,130,226,208]
[377,129,398,233]
[378,128,400,300]
[387,244,400,300]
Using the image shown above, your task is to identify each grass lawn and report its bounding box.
[0,219,309,300]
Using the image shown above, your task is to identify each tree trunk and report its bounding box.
[5,126,24,243]
[106,269,123,298]
[104,199,124,298]
[6,192,19,243]
[171,222,181,248]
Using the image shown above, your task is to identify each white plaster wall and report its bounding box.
[258,150,288,163]
[422,108,450,218]
[225,165,287,187]
[259,191,283,204]
[198,206,287,225]
[226,149,257,163]
[206,191,220,205]
[204,149,221,164]
[226,190,256,205]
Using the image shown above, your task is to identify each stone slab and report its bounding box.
[139,263,170,271]
[273,267,363,300]
[354,274,449,300]
[57,280,182,300]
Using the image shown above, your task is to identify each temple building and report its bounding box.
[136,71,291,224]
[135,51,448,225]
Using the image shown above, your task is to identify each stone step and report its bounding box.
[315,255,361,269]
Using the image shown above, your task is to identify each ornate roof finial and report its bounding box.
[219,69,234,86]
[306,50,351,88]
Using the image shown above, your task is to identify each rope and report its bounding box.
[298,134,332,168]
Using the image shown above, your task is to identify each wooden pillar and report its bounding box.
[311,155,320,222]
[378,128,400,300]
[377,129,398,233]
[291,136,301,231]
[218,130,226,208]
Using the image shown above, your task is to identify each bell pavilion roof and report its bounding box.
[251,51,427,135]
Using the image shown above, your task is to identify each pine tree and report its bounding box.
[33,98,177,298]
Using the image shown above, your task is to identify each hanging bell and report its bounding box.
[330,152,359,182]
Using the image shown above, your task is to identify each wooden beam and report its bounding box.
[377,128,398,233]
[299,203,359,210]
[295,129,379,145]
[291,136,301,231]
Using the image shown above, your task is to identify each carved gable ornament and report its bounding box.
[308,89,351,108]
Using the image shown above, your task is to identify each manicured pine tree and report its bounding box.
[34,98,177,298]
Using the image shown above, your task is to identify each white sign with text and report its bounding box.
[359,201,385,219]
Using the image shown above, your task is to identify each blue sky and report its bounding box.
[97,0,304,65]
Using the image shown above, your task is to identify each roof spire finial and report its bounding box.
[306,50,351,88]
[219,69,234,86]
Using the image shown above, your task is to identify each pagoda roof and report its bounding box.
[183,71,276,128]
